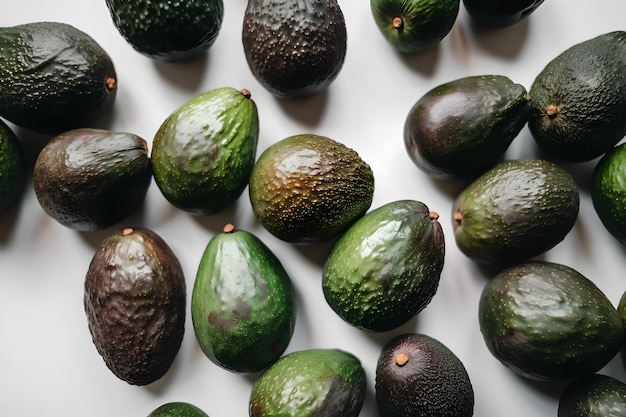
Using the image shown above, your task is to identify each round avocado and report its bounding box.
[147,402,209,417]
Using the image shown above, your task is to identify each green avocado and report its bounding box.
[558,374,626,417]
[147,402,210,417]
[0,119,25,214]
[322,199,445,332]
[0,22,117,134]
[591,143,626,246]
[479,261,623,381]
[191,224,296,373]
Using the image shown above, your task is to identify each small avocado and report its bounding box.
[249,348,366,417]
[249,134,374,244]
[404,75,530,179]
[84,227,186,385]
[33,128,152,231]
[242,0,347,98]
[147,402,210,417]
[479,261,623,381]
[528,31,626,161]
[151,87,259,215]
[370,0,460,54]
[191,223,296,373]
[452,158,579,265]
[0,119,25,214]
[375,333,474,417]
[105,0,224,61]
[463,0,545,28]
[322,200,445,332]
[558,374,626,417]
[591,143,626,245]
[0,22,117,134]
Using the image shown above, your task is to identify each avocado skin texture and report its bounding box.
[404,75,530,179]
[0,119,25,214]
[463,0,545,28]
[322,200,444,332]
[591,143,626,245]
[148,402,210,417]
[375,333,474,417]
[105,0,223,61]
[0,22,117,134]
[191,225,296,373]
[479,261,624,381]
[151,87,259,215]
[84,227,186,386]
[242,0,347,98]
[528,31,626,162]
[370,0,460,54]
[453,158,579,265]
[33,128,152,231]
[558,374,626,417]
[249,348,366,417]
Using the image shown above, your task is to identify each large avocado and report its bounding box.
[0,119,25,214]
[558,374,626,417]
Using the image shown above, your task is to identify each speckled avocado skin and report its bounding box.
[558,374,626,417]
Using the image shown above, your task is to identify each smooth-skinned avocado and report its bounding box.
[0,119,25,214]
[463,0,545,28]
[375,333,474,417]
[147,402,210,417]
[0,22,117,134]
[84,227,186,386]
[558,374,626,417]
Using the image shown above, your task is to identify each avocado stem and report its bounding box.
[546,104,559,119]
[453,210,463,225]
[122,227,134,236]
[392,16,404,30]
[429,211,439,220]
[240,88,252,99]
[395,353,409,366]
[223,223,236,233]
[105,76,116,93]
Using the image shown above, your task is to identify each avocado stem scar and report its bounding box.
[429,211,439,220]
[223,223,236,233]
[546,104,558,119]
[122,227,134,236]
[395,352,409,366]
[453,210,463,224]
[105,76,116,92]
[240,88,252,99]
[392,16,404,30]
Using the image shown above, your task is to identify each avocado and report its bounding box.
[463,0,545,28]
[84,227,186,385]
[591,143,626,245]
[375,333,474,417]
[0,119,25,214]
[528,31,626,161]
[105,0,224,61]
[191,223,296,373]
[151,87,259,215]
[249,348,366,417]
[479,261,623,381]
[242,0,347,98]
[618,290,626,342]
[0,22,117,134]
[248,134,375,244]
[147,402,210,417]
[322,199,445,332]
[404,75,530,179]
[370,0,460,54]
[452,158,579,265]
[558,374,626,417]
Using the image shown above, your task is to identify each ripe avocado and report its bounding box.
[528,31,626,161]
[375,333,474,417]
[0,22,117,134]
[84,227,186,385]
[0,119,25,214]
[322,200,445,332]
[463,0,545,28]
[479,261,623,381]
[404,75,530,179]
[242,0,347,98]
[558,374,626,417]
[249,348,366,417]
[147,402,210,417]
[191,224,296,373]
[591,143,626,245]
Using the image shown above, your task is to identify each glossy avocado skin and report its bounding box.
[558,374,626,417]
[242,0,347,98]
[191,225,296,373]
[84,227,186,386]
[322,200,445,332]
[148,402,210,417]
[0,119,25,214]
[404,75,530,179]
[0,22,117,134]
[479,261,624,381]
[463,0,545,28]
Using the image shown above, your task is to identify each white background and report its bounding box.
[2,1,626,416]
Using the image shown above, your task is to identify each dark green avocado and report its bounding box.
[0,22,117,134]
[558,374,626,417]
[0,119,25,214]
[147,402,210,417]
[463,0,545,28]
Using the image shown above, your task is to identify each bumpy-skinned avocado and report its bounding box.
[242,0,347,98]
[404,75,530,179]
[249,348,366,417]
[191,224,296,373]
[248,134,374,244]
[0,22,117,134]
[147,402,210,417]
[151,87,259,215]
[479,261,623,381]
[463,0,545,28]
[375,333,474,417]
[591,143,626,246]
[452,158,579,265]
[84,227,186,385]
[105,0,224,61]
[0,119,25,214]
[33,128,152,231]
[528,31,626,161]
[322,200,445,332]
[558,374,626,417]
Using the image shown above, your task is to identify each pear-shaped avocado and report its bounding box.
[147,402,210,417]
[84,227,186,386]
[375,333,474,417]
[322,200,445,332]
[463,0,545,28]
[558,374,626,417]
[242,0,347,98]
[33,128,152,231]
[191,224,296,373]
[0,119,25,214]
[151,87,259,215]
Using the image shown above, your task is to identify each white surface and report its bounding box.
[2,1,626,416]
